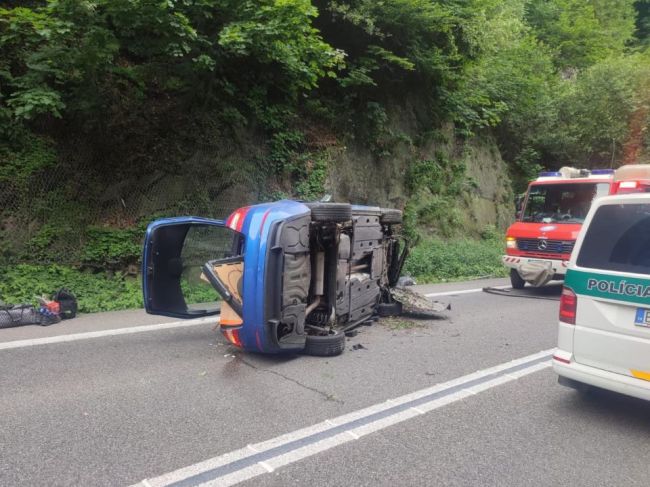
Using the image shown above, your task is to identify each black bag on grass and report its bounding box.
[53,288,77,319]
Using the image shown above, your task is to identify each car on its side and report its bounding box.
[553,193,650,400]
[142,201,407,356]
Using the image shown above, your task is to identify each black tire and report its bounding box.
[307,203,352,223]
[303,329,346,357]
[377,301,403,317]
[380,208,403,224]
[509,268,526,289]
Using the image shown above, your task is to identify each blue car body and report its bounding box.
[142,200,405,355]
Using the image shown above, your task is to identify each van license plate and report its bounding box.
[634,308,650,328]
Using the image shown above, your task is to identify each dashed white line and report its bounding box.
[0,316,219,351]
[132,348,554,487]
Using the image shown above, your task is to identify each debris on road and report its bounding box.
[390,287,449,318]
[396,275,417,287]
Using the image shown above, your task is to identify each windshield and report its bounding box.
[522,182,610,224]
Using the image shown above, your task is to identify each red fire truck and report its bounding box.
[503,164,650,289]
[503,167,614,288]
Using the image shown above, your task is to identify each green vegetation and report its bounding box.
[0,264,142,313]
[404,230,508,283]
[1,1,649,311]
[0,264,219,313]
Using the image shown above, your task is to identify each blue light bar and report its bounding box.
[591,169,615,175]
[538,171,562,177]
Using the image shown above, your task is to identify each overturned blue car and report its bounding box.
[142,201,407,356]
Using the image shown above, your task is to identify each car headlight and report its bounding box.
[506,237,517,249]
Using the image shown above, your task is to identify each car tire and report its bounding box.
[377,301,402,317]
[303,329,346,357]
[307,203,352,223]
[380,208,403,224]
[510,268,526,289]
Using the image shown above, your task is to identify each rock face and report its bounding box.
[461,137,515,234]
[324,104,515,238]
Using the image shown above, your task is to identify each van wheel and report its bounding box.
[303,329,346,357]
[509,269,526,289]
[307,203,352,223]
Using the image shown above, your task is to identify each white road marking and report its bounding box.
[0,316,219,351]
[424,284,510,298]
[133,348,554,487]
[0,284,506,351]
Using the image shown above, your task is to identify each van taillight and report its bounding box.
[559,287,577,324]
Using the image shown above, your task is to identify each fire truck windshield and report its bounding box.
[522,182,610,224]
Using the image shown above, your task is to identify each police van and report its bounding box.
[553,193,650,400]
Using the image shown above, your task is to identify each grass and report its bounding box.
[0,264,218,314]
[404,235,507,283]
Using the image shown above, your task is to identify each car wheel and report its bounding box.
[377,301,402,317]
[303,329,346,357]
[509,268,526,289]
[380,208,403,224]
[307,203,352,223]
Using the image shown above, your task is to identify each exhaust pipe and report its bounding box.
[314,251,325,295]
[306,252,326,318]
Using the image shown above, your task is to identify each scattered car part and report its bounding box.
[390,287,448,317]
[377,301,403,317]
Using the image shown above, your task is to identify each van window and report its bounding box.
[577,204,650,275]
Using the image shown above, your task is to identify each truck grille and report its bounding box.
[516,238,574,254]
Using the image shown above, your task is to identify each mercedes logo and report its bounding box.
[538,239,548,250]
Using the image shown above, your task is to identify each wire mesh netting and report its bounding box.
[0,142,265,268]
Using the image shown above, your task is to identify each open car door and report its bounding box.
[142,217,244,319]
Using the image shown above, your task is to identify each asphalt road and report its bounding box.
[1,278,647,486]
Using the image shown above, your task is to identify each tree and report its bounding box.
[526,0,636,69]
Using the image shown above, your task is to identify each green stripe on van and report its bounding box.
[565,269,650,305]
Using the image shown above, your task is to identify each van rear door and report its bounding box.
[568,199,650,378]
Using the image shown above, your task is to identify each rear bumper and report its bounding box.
[502,255,569,276]
[553,356,650,401]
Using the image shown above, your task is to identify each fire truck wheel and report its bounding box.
[303,329,346,357]
[510,269,526,289]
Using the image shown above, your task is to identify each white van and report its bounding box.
[553,193,650,400]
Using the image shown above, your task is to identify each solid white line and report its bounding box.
[134,348,554,487]
[0,283,504,351]
[0,316,219,351]
[425,284,510,298]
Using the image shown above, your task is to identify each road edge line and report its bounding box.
[0,317,219,351]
